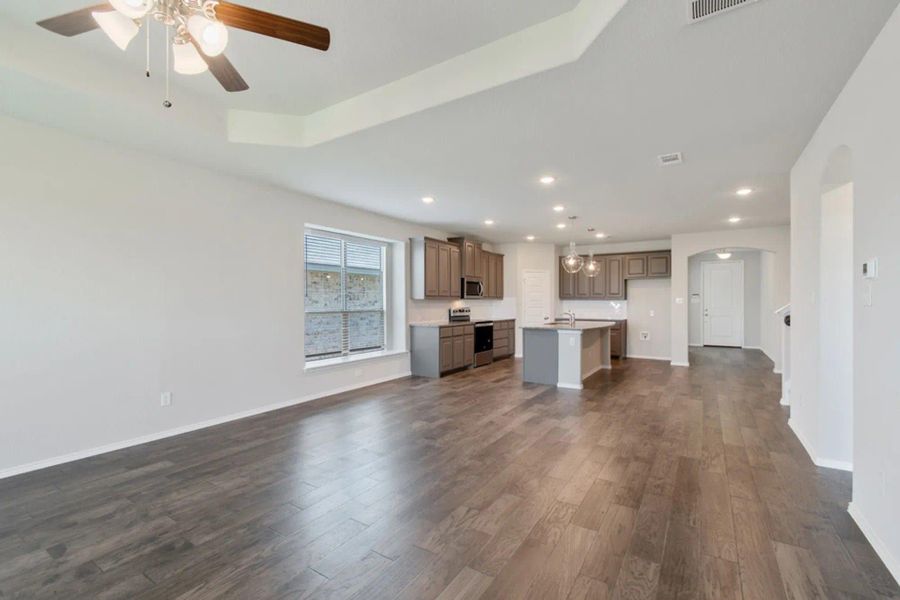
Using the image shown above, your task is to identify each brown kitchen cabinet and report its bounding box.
[492,319,516,359]
[610,320,627,358]
[411,323,476,377]
[605,256,625,300]
[625,255,647,278]
[559,250,670,299]
[647,252,671,277]
[411,237,463,299]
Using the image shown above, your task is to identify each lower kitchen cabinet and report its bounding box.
[609,320,627,358]
[411,323,475,377]
[492,319,516,359]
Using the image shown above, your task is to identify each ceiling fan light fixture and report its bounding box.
[173,41,209,75]
[93,10,139,51]
[109,0,152,19]
[188,15,229,57]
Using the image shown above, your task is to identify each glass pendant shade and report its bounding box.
[109,0,152,19]
[188,15,229,57]
[584,254,599,278]
[562,242,584,274]
[93,11,139,50]
[173,42,209,75]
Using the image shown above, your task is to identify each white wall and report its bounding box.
[791,2,900,581]
[625,279,671,360]
[689,250,765,350]
[759,251,779,365]
[670,226,790,368]
[0,115,497,476]
[817,183,854,469]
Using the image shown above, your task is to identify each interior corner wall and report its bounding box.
[496,242,558,357]
[0,114,455,476]
[670,226,790,368]
[790,1,900,582]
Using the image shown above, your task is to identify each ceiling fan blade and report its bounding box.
[37,3,111,37]
[215,1,330,51]
[190,37,249,92]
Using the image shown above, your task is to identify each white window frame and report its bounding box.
[303,229,388,364]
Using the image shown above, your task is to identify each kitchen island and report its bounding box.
[521,321,615,389]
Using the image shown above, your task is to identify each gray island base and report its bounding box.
[522,322,615,389]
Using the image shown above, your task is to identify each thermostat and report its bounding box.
[862,258,878,279]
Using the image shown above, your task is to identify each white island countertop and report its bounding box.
[521,321,616,332]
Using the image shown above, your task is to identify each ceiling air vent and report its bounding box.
[689,0,760,23]
[658,152,683,167]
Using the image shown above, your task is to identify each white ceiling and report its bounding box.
[1,0,898,244]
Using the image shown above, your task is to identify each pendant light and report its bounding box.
[584,253,599,278]
[562,241,584,274]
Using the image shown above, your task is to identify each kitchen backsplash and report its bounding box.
[558,300,628,320]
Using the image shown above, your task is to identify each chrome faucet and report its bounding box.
[564,310,576,327]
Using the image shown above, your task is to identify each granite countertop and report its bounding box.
[522,321,616,332]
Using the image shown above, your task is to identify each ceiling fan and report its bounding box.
[37,0,330,104]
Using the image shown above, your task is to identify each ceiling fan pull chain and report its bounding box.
[164,19,172,108]
[145,16,150,78]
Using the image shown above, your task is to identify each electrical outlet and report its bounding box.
[640,331,650,341]
[160,392,173,407]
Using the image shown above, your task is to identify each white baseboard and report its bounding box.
[670,361,690,368]
[848,502,900,586]
[689,343,703,347]
[779,397,790,406]
[626,354,672,361]
[557,382,584,390]
[0,372,411,481]
[773,368,782,375]
[788,418,853,472]
[743,345,762,350]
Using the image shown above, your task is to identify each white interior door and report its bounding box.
[702,260,744,347]
[522,269,551,326]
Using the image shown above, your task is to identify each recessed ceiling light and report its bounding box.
[595,233,607,239]
[552,205,565,213]
[421,196,435,204]
[484,219,494,226]
[736,188,753,197]
[540,176,556,185]
[556,223,566,229]
[526,235,536,241]
[728,216,742,224]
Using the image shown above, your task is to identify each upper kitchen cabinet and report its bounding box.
[482,250,505,298]
[646,252,671,277]
[624,251,671,279]
[411,237,462,299]
[558,250,670,299]
[448,237,483,279]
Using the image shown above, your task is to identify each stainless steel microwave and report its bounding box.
[462,277,484,298]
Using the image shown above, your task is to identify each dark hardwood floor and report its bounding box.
[1,348,898,599]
